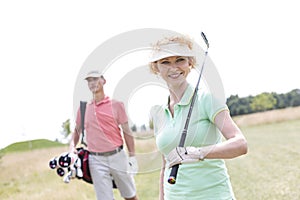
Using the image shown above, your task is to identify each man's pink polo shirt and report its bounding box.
[76,96,128,152]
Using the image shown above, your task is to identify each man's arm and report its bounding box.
[69,124,81,153]
[121,122,135,157]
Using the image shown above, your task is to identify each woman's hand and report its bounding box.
[166,146,205,168]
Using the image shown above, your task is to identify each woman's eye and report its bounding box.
[161,61,170,65]
[176,58,186,62]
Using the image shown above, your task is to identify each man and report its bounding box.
[69,70,139,200]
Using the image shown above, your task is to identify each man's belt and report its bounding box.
[89,145,123,156]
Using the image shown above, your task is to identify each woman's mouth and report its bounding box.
[168,72,183,79]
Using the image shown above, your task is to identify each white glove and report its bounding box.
[128,156,139,175]
[166,146,205,168]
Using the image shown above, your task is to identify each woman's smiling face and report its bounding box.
[156,56,191,85]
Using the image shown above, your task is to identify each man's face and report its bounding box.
[86,77,105,93]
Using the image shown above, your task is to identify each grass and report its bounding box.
[227,119,300,199]
[0,139,65,153]
[1,107,300,199]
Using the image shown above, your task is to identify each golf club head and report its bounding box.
[201,32,209,49]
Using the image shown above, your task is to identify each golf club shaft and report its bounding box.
[168,32,209,184]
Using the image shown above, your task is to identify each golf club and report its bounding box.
[168,32,210,184]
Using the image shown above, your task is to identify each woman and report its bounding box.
[149,35,248,200]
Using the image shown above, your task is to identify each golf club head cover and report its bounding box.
[49,157,58,169]
[56,167,65,177]
[49,151,83,183]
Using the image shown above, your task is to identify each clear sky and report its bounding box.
[0,0,299,149]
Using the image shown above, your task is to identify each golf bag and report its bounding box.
[76,147,92,184]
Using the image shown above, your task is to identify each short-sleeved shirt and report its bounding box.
[150,84,235,200]
[76,96,128,153]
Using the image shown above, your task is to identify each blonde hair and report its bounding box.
[149,35,196,74]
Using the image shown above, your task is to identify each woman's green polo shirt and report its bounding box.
[151,84,235,200]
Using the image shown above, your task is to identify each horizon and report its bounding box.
[2,104,300,150]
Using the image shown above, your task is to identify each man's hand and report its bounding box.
[69,145,78,154]
[128,156,139,175]
[166,146,204,168]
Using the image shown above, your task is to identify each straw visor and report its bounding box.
[149,43,195,63]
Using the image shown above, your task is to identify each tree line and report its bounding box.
[226,89,300,116]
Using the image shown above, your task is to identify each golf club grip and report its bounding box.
[168,164,179,184]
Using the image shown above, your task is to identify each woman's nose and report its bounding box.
[168,62,179,68]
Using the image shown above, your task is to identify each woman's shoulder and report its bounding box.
[197,89,226,104]
[196,88,212,102]
[150,104,165,116]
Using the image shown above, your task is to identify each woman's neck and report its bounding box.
[168,81,188,105]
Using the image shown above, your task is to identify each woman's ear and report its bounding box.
[188,57,196,68]
[151,63,160,74]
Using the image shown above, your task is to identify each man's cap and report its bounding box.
[84,70,104,80]
[149,43,195,63]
